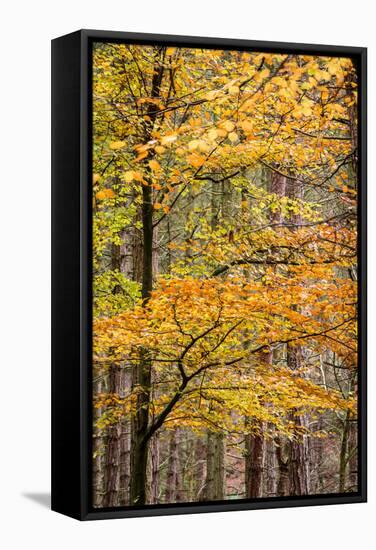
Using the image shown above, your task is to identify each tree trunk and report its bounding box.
[287,344,310,496]
[195,435,207,501]
[103,219,138,506]
[284,178,310,496]
[103,365,122,507]
[129,50,164,506]
[118,366,132,506]
[205,432,225,500]
[93,373,105,507]
[264,431,277,497]
[275,436,290,496]
[339,410,351,493]
[263,171,287,498]
[245,424,264,498]
[270,172,287,223]
[165,429,180,503]
[149,432,160,503]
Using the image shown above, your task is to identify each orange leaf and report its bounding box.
[149,159,161,171]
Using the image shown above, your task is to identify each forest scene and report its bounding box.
[92,42,359,508]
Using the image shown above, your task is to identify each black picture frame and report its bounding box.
[52,29,367,521]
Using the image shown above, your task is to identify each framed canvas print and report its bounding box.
[52,30,367,520]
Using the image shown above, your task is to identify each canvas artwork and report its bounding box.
[91,43,359,508]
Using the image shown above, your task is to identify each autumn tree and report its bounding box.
[92,44,358,506]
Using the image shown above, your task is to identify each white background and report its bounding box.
[1,0,373,548]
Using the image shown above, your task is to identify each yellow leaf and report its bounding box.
[93,173,101,184]
[327,60,339,76]
[259,68,270,79]
[318,70,331,81]
[240,120,253,133]
[109,141,125,150]
[166,47,175,56]
[229,85,240,95]
[216,128,227,138]
[205,90,219,101]
[124,170,135,182]
[96,190,106,200]
[154,202,162,210]
[161,134,177,146]
[188,139,200,151]
[198,140,210,153]
[221,120,235,132]
[228,132,238,143]
[163,205,170,214]
[154,145,165,154]
[149,159,161,171]
[208,128,218,141]
[187,153,205,168]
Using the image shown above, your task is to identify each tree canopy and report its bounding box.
[92,43,358,507]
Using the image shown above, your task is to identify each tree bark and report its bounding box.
[275,436,290,496]
[245,428,264,498]
[93,373,105,507]
[129,50,165,505]
[287,344,310,496]
[103,365,122,507]
[205,432,225,500]
[148,432,160,503]
[165,429,180,503]
[339,410,350,493]
[195,435,207,501]
[118,367,132,506]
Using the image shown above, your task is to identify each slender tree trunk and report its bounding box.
[309,414,323,494]
[119,418,131,505]
[270,172,286,220]
[103,218,139,506]
[129,49,165,506]
[264,430,277,497]
[253,172,287,498]
[148,433,160,503]
[205,432,225,500]
[118,366,132,506]
[245,427,264,498]
[339,410,351,493]
[93,373,105,507]
[202,178,229,502]
[103,365,122,507]
[165,429,180,503]
[347,372,358,492]
[287,344,310,496]
[275,436,290,496]
[285,178,310,496]
[195,435,207,501]
[102,240,127,507]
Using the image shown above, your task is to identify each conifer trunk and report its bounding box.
[245,429,264,498]
[205,432,225,500]
[165,429,180,503]
[93,374,105,507]
[103,365,122,507]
